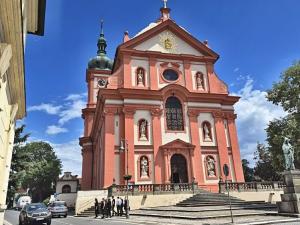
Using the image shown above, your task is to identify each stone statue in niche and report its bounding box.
[196,74,204,90]
[282,137,295,171]
[203,123,212,142]
[137,68,144,87]
[139,120,147,141]
[207,156,216,177]
[140,156,149,177]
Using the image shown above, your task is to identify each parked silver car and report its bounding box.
[48,201,68,218]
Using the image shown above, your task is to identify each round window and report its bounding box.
[163,69,178,81]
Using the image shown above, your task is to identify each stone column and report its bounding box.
[164,150,170,183]
[80,139,93,190]
[213,111,231,180]
[187,109,204,185]
[123,106,136,182]
[123,55,132,88]
[149,58,158,90]
[103,107,117,187]
[226,113,245,182]
[184,60,193,91]
[151,108,163,183]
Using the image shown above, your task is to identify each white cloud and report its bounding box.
[46,125,68,135]
[28,103,62,115]
[232,77,286,166]
[234,67,240,73]
[58,99,85,125]
[51,140,82,176]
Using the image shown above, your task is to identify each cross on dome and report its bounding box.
[162,0,168,8]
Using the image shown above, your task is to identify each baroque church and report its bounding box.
[79,2,244,192]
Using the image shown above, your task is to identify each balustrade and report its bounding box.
[218,181,286,193]
[108,182,197,196]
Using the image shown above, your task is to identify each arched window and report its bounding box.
[140,156,149,178]
[62,185,71,193]
[202,121,212,142]
[195,72,205,90]
[138,119,148,141]
[205,155,216,177]
[136,67,145,87]
[165,96,184,131]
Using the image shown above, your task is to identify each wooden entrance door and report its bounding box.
[170,154,188,183]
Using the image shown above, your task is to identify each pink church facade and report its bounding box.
[79,6,244,192]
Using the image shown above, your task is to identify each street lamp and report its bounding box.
[119,139,130,219]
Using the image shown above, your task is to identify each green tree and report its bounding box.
[242,159,254,182]
[20,142,62,202]
[6,125,30,207]
[266,61,300,171]
[253,143,281,181]
[7,126,62,204]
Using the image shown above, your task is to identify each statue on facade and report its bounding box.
[141,156,149,177]
[137,69,144,87]
[207,156,216,177]
[203,123,212,141]
[196,74,204,90]
[282,137,295,171]
[139,120,147,140]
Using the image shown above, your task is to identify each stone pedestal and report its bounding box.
[277,170,300,214]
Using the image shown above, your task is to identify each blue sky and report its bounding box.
[23,0,300,175]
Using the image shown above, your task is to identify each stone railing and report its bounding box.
[108,182,198,196]
[219,181,286,193]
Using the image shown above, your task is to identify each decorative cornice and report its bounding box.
[123,106,136,116]
[187,109,199,118]
[103,107,118,115]
[212,110,225,119]
[150,108,163,117]
[225,112,237,120]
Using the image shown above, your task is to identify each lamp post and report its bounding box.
[119,139,130,219]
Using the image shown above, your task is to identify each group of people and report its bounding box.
[94,196,129,219]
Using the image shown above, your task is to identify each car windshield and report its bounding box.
[54,202,66,207]
[27,204,46,212]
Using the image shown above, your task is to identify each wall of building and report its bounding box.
[56,193,77,208]
[75,190,108,215]
[229,191,283,204]
[56,180,78,194]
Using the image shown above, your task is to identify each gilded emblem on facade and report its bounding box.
[159,32,177,53]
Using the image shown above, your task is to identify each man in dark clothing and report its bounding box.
[106,198,112,218]
[111,196,116,216]
[94,198,99,218]
[120,198,124,216]
[124,198,129,217]
[100,198,105,219]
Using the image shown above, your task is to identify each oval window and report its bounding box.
[163,69,178,81]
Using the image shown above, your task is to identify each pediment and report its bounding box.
[120,20,219,59]
[160,139,195,149]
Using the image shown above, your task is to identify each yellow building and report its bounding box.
[0,0,46,223]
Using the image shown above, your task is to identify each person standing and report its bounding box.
[116,197,121,216]
[94,198,99,218]
[120,197,124,216]
[106,198,112,218]
[100,198,105,219]
[111,196,116,216]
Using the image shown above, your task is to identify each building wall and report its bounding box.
[0,1,45,223]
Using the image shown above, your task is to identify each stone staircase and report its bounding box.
[129,190,279,221]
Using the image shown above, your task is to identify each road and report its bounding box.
[4,210,193,225]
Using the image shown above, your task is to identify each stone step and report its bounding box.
[130,209,276,220]
[176,202,267,207]
[140,204,277,212]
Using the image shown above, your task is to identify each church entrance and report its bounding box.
[170,154,188,183]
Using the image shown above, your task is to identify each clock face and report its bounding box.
[98,78,107,88]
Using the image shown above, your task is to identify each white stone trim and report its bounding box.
[188,102,221,108]
[124,99,162,105]
[105,99,123,105]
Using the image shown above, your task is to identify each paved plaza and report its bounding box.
[4,209,300,225]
